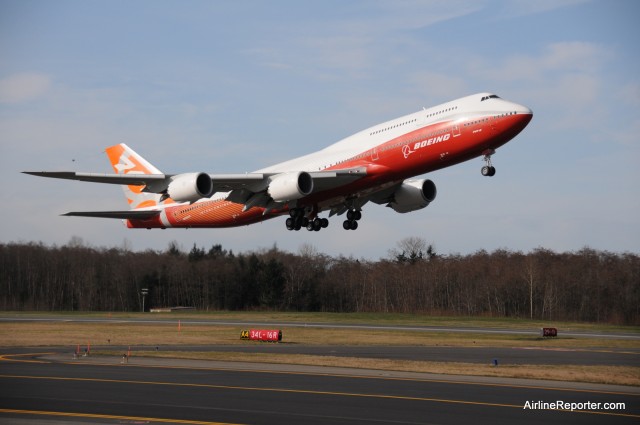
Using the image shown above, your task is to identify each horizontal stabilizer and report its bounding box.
[62,210,161,219]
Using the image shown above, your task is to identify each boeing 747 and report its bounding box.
[24,92,532,231]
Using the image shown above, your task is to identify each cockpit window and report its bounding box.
[481,94,500,101]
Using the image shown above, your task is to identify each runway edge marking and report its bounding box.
[0,353,52,364]
[0,408,243,425]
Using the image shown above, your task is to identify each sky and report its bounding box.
[1,0,639,259]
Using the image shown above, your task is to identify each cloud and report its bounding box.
[495,0,590,19]
[244,1,482,81]
[299,34,375,78]
[618,82,640,107]
[460,41,613,132]
[410,71,468,100]
[0,73,51,103]
[343,0,482,33]
[470,42,610,84]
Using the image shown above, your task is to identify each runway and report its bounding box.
[147,344,640,366]
[2,342,637,367]
[0,352,638,425]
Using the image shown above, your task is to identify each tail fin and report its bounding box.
[105,143,170,209]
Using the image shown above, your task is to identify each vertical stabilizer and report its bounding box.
[105,143,170,209]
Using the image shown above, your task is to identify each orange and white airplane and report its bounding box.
[25,93,532,231]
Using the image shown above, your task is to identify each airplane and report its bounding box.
[24,92,532,232]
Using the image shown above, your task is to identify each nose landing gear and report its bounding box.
[481,165,496,177]
[481,149,496,177]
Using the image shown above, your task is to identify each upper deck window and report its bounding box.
[481,94,500,101]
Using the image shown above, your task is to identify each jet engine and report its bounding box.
[388,179,437,213]
[166,172,214,203]
[268,171,314,202]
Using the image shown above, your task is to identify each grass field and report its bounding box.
[3,310,638,332]
[1,312,638,386]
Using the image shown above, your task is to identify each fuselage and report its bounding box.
[128,93,532,229]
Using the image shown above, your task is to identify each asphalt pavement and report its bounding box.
[0,353,638,425]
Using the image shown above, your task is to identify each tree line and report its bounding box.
[0,240,638,324]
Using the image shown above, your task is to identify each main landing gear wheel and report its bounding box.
[286,208,308,231]
[306,217,329,231]
[343,209,362,230]
[481,150,496,177]
[286,217,306,231]
[286,208,329,232]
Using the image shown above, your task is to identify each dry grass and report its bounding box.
[3,311,638,333]
[1,314,638,387]
[1,321,638,350]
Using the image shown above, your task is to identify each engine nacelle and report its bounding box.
[166,172,213,203]
[388,179,437,213]
[268,171,314,202]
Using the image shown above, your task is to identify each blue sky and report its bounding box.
[1,0,638,259]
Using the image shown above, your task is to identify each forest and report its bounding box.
[1,238,638,325]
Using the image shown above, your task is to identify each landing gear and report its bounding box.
[306,217,329,232]
[286,207,362,231]
[343,220,358,230]
[481,165,496,177]
[286,208,329,232]
[481,150,496,177]
[286,208,306,231]
[285,217,298,230]
[343,209,361,231]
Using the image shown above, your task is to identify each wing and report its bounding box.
[23,171,269,196]
[308,168,368,191]
[208,167,366,191]
[222,167,367,210]
[22,171,168,186]
[24,143,367,219]
[24,167,367,203]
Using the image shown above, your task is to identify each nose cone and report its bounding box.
[510,102,533,130]
[512,104,533,136]
[513,102,533,116]
[521,105,533,116]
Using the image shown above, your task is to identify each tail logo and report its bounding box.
[105,143,169,209]
[114,155,136,174]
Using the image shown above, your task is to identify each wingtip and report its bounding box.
[23,171,73,177]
